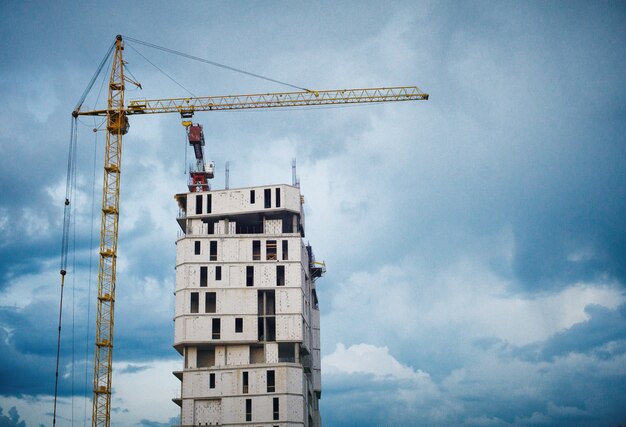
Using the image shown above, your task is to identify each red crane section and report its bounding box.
[187,123,214,192]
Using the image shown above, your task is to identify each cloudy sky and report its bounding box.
[1,1,625,426]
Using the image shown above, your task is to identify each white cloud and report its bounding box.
[0,360,180,427]
[322,253,625,355]
[111,359,180,425]
[323,342,430,381]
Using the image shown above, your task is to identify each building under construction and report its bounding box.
[172,124,324,426]
[61,35,426,427]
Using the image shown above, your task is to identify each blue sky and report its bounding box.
[1,1,625,426]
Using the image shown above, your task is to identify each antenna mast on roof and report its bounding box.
[292,158,300,187]
[225,161,230,189]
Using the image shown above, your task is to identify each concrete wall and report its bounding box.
[185,184,303,217]
[174,184,321,427]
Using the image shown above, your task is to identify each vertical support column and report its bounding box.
[92,35,126,427]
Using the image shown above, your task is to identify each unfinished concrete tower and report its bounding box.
[173,124,324,426]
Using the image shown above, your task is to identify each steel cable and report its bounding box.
[123,36,309,92]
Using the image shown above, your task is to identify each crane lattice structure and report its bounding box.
[73,35,428,427]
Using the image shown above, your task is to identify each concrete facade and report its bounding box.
[173,184,323,427]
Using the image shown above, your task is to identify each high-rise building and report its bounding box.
[172,124,324,426]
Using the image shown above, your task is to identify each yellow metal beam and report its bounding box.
[76,86,428,117]
[92,34,126,427]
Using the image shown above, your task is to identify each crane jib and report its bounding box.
[76,87,428,117]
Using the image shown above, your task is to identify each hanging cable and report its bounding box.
[123,36,310,92]
[83,126,98,427]
[126,43,195,97]
[54,116,78,426]
[74,41,116,114]
[70,111,79,427]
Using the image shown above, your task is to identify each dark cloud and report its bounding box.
[513,303,626,363]
[1,1,625,425]
[117,364,150,375]
[0,406,26,427]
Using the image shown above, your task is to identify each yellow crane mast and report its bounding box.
[74,35,428,427]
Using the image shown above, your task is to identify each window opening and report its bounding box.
[252,240,261,260]
[282,240,288,260]
[195,194,203,214]
[194,241,201,255]
[250,189,255,204]
[245,398,252,421]
[258,290,275,315]
[278,343,295,363]
[258,290,276,341]
[235,317,243,333]
[209,241,217,261]
[275,188,281,207]
[209,373,215,388]
[273,397,279,421]
[243,371,249,394]
[266,240,277,260]
[276,265,285,286]
[206,193,212,213]
[200,266,208,287]
[250,345,265,364]
[190,292,199,313]
[205,292,216,313]
[215,266,222,281]
[197,347,215,367]
[282,214,294,233]
[264,188,271,208]
[246,266,254,287]
[212,318,220,339]
[267,370,275,392]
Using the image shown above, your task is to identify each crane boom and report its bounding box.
[76,86,428,117]
[75,35,427,427]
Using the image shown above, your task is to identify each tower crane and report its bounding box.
[73,35,428,427]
